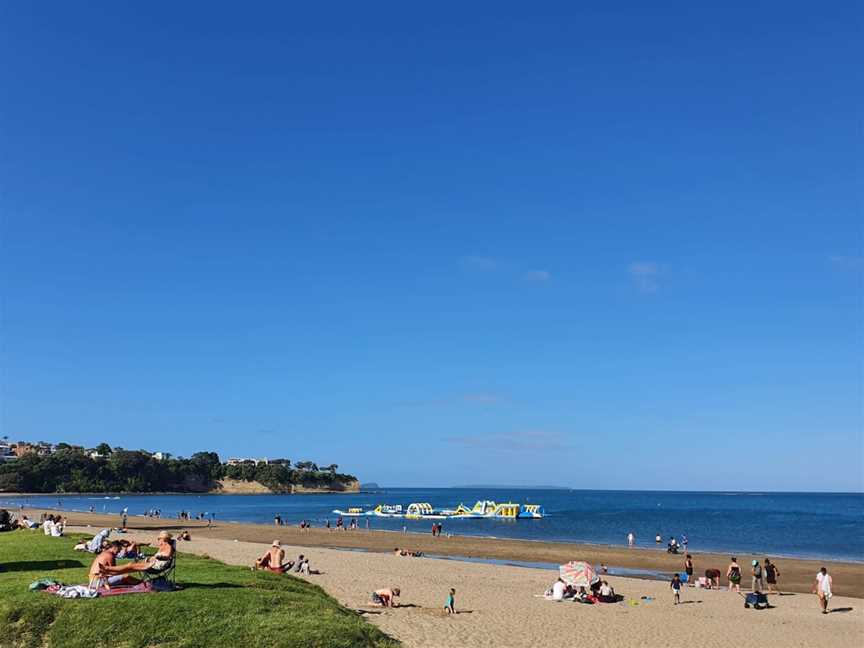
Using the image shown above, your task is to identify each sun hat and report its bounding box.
[752,560,758,566]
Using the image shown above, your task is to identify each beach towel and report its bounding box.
[54,585,99,599]
[96,582,156,597]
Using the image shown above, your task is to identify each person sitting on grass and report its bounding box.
[15,515,39,530]
[99,530,176,584]
[372,587,400,607]
[178,530,191,542]
[88,541,128,590]
[116,538,145,559]
[444,588,456,614]
[255,541,294,573]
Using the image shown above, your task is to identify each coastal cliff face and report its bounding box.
[290,479,360,494]
[211,478,360,495]
[212,478,274,494]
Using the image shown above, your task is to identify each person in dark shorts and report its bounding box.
[727,557,742,592]
[764,559,780,594]
[684,554,694,585]
[705,568,721,589]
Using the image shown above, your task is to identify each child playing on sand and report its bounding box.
[444,588,456,614]
[671,573,682,605]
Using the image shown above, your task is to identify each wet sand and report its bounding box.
[22,507,864,597]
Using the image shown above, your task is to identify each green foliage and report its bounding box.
[0,448,357,494]
[0,531,398,648]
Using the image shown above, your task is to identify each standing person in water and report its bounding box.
[627,532,635,547]
[727,557,742,592]
[655,533,662,544]
[764,559,780,594]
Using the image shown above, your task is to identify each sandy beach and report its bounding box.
[25,507,864,598]
[64,522,863,648]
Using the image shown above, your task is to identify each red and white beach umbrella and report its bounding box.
[559,561,598,587]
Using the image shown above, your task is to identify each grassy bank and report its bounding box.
[0,531,397,648]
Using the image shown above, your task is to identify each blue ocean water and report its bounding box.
[3,489,862,562]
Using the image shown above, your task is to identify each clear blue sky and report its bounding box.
[1,2,861,491]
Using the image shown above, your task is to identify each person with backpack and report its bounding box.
[727,557,742,592]
[751,560,764,593]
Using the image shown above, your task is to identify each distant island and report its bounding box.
[0,440,358,494]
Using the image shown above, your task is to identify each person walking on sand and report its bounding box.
[764,559,780,594]
[727,557,742,592]
[684,554,694,585]
[751,560,764,593]
[627,532,635,547]
[671,573,682,605]
[814,567,833,614]
[444,588,456,614]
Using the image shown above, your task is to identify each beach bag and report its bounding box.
[744,593,768,609]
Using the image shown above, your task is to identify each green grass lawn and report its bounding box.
[0,531,398,648]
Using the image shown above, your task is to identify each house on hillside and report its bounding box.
[0,441,16,463]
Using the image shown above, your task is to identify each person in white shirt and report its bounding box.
[550,578,566,601]
[627,532,635,547]
[815,567,833,614]
[43,518,54,536]
[598,580,616,602]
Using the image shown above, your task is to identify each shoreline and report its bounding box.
[6,497,861,564]
[16,506,864,598]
